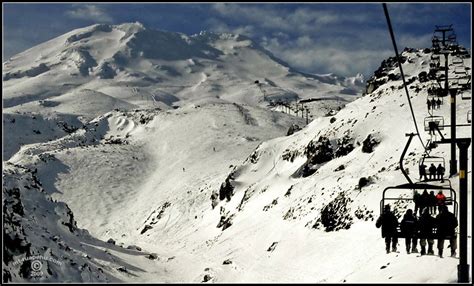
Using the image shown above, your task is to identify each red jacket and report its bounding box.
[436,193,446,205]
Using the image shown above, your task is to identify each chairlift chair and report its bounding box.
[424,116,444,132]
[418,155,446,182]
[380,183,458,239]
[452,58,464,65]
[460,91,472,100]
[454,67,467,75]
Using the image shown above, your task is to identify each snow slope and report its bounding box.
[3,23,471,283]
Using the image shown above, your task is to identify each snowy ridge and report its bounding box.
[3,22,363,161]
[2,22,471,283]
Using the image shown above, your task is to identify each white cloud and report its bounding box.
[207,18,256,38]
[66,4,113,23]
[260,34,393,77]
[208,4,444,77]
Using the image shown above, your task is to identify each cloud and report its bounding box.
[259,33,393,77]
[206,18,256,37]
[207,4,395,76]
[66,4,113,23]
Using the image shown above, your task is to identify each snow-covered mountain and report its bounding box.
[2,22,471,283]
[3,22,362,160]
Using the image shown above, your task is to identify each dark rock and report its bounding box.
[140,225,153,235]
[362,134,380,153]
[126,245,142,251]
[287,124,302,136]
[334,165,345,172]
[202,274,212,282]
[335,135,354,157]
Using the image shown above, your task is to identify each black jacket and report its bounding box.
[376,211,398,237]
[418,213,436,238]
[436,211,458,237]
[401,214,418,237]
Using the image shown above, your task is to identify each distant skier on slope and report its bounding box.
[376,204,399,254]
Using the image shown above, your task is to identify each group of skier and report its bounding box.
[413,189,447,216]
[376,202,457,258]
[419,163,445,181]
[427,97,442,110]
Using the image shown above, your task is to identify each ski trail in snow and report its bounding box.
[232,103,258,126]
[192,72,207,91]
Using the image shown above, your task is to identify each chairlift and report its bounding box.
[424,116,444,132]
[380,183,458,239]
[418,155,446,182]
[425,139,438,151]
[452,58,464,65]
[460,91,472,100]
[454,67,466,75]
[427,86,444,98]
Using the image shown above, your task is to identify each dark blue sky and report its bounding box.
[3,3,472,77]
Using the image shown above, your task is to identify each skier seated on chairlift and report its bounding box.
[400,209,419,254]
[419,163,428,181]
[413,190,422,217]
[418,208,436,255]
[436,163,445,181]
[376,204,399,254]
[435,191,446,207]
[435,205,458,258]
[431,98,436,110]
[428,163,437,180]
[419,189,431,215]
[429,191,437,214]
[428,121,437,135]
[436,98,442,108]
[427,99,432,111]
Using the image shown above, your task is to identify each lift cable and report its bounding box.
[382,3,429,154]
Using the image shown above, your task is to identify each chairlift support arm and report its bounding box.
[400,133,415,184]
